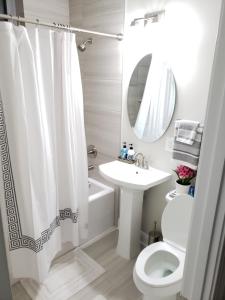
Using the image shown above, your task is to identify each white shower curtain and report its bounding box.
[134,54,175,142]
[0,22,88,282]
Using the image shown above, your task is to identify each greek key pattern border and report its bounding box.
[0,97,79,253]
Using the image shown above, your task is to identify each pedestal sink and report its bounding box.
[99,160,171,259]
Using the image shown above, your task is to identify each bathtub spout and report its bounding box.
[88,164,94,171]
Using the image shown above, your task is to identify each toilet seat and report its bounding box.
[135,241,185,288]
[133,195,193,299]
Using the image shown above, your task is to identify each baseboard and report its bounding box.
[81,228,149,250]
[80,226,117,249]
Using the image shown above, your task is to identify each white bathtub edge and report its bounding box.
[88,177,114,191]
[88,177,114,202]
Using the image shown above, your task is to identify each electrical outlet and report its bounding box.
[165,137,174,152]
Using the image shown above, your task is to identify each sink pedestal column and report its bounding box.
[117,187,144,259]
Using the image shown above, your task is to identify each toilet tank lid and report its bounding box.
[161,194,193,250]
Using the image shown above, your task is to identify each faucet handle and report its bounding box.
[135,157,141,167]
[141,156,145,168]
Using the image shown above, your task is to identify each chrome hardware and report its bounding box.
[130,10,165,26]
[88,164,94,171]
[116,33,123,41]
[87,145,97,158]
[78,38,93,52]
[143,159,149,169]
[0,13,122,41]
[134,153,144,168]
[134,152,149,169]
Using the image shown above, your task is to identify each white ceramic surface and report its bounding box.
[133,242,185,300]
[87,178,115,243]
[133,195,193,300]
[161,195,193,251]
[175,181,190,195]
[99,160,171,191]
[99,160,171,259]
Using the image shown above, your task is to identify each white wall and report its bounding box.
[122,0,222,232]
[23,0,69,23]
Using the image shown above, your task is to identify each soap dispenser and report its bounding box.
[120,142,127,159]
[127,144,135,160]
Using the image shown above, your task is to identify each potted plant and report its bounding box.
[174,165,196,194]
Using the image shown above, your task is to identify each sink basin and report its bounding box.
[99,160,171,260]
[99,160,171,191]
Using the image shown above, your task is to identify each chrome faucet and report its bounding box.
[135,152,144,168]
[134,153,149,169]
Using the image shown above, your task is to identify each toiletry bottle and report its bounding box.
[188,185,195,197]
[123,143,128,159]
[127,144,135,160]
[120,142,127,159]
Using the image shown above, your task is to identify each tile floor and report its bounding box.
[12,231,187,300]
[12,231,141,300]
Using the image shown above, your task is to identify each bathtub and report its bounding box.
[85,177,115,242]
[56,178,115,257]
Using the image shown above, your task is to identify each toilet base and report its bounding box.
[143,294,177,300]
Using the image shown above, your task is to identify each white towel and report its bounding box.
[175,120,200,145]
[173,120,203,170]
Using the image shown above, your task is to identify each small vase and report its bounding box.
[175,180,190,195]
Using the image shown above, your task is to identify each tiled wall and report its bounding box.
[69,0,124,171]
[23,0,69,23]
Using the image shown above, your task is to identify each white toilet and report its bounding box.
[133,194,193,300]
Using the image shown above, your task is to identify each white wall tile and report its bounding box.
[82,0,124,33]
[23,0,70,24]
[69,0,83,26]
[70,0,124,162]
[85,110,121,157]
[80,38,123,81]
[83,79,122,113]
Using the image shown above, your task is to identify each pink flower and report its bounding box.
[174,165,196,185]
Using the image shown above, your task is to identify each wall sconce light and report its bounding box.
[130,10,165,26]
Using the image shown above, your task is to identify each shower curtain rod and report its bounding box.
[0,13,123,41]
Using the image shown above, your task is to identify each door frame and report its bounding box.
[182,0,225,299]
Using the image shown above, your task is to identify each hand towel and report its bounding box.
[175,120,200,145]
[172,120,203,170]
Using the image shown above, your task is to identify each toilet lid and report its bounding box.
[161,194,193,250]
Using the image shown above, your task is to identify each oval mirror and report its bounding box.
[127,54,176,143]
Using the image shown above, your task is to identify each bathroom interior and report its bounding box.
[0,0,224,299]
